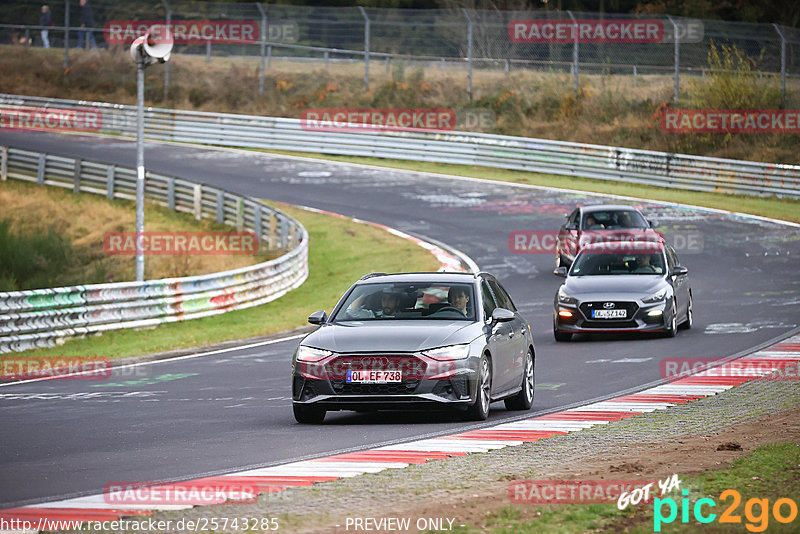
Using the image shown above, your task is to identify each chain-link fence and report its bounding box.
[1,1,798,105]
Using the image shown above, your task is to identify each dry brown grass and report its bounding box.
[1,45,798,163]
[0,179,260,288]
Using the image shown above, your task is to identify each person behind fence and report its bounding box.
[39,5,51,48]
[77,0,97,50]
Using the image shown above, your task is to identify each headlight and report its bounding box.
[558,287,578,305]
[642,288,668,303]
[422,344,471,361]
[296,346,334,362]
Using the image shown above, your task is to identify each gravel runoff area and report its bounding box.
[77,377,800,534]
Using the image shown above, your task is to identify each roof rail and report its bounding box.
[359,272,387,280]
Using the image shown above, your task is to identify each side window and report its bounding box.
[481,281,497,319]
[567,210,579,229]
[665,248,677,271]
[495,281,518,312]
[488,280,512,311]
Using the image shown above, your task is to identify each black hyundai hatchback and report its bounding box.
[291,272,536,423]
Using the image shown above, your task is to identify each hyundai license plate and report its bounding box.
[592,309,627,319]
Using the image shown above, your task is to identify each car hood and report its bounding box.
[302,321,477,353]
[564,275,665,296]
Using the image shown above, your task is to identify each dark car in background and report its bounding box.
[291,272,535,423]
[553,241,692,341]
[555,204,661,267]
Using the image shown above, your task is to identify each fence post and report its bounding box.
[267,45,272,70]
[63,0,70,69]
[667,15,680,102]
[206,41,211,63]
[236,198,244,231]
[359,6,370,92]
[773,24,787,109]
[2,147,9,181]
[72,158,82,193]
[633,65,637,87]
[25,28,30,49]
[567,11,579,94]
[167,177,175,209]
[193,184,202,220]
[254,204,263,250]
[161,0,171,100]
[216,190,225,223]
[462,8,473,101]
[106,166,115,199]
[38,153,46,185]
[256,2,267,94]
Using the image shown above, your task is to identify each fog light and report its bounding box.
[647,309,663,317]
[558,310,573,318]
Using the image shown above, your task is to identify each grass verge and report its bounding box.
[254,149,800,224]
[17,203,441,359]
[449,442,800,533]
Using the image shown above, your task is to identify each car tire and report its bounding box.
[505,349,534,411]
[680,293,693,330]
[466,355,492,421]
[554,329,572,342]
[663,304,678,338]
[293,403,326,424]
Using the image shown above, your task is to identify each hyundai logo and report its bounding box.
[603,302,616,309]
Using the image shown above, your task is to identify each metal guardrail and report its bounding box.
[2,93,798,198]
[0,145,309,354]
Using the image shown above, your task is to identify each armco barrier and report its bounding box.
[0,146,309,354]
[1,94,798,198]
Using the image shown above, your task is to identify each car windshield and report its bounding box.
[332,282,476,321]
[570,252,665,276]
[582,210,648,230]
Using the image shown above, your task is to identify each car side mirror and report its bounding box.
[553,266,568,277]
[491,308,515,323]
[672,266,688,276]
[648,219,659,229]
[308,310,328,325]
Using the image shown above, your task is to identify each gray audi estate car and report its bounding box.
[553,241,692,341]
[291,272,535,423]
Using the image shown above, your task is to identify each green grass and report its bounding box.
[257,150,800,224]
[16,204,441,359]
[446,442,800,534]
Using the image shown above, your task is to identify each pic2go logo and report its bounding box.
[654,489,798,532]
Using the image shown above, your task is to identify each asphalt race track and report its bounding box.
[1,131,799,508]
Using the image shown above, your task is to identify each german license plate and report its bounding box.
[346,370,402,383]
[592,309,627,319]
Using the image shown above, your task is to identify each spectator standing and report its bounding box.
[39,5,51,48]
[77,0,97,50]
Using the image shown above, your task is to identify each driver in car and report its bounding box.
[349,288,402,318]
[447,286,470,316]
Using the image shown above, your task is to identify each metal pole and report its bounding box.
[206,41,211,62]
[667,16,679,102]
[63,0,70,69]
[462,8,473,101]
[359,6,370,92]
[567,11,578,94]
[773,24,787,109]
[135,59,146,281]
[256,3,266,94]
[161,0,171,100]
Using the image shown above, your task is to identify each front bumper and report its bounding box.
[554,298,670,334]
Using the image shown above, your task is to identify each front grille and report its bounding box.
[327,353,426,396]
[332,381,420,395]
[582,320,639,329]
[579,301,639,321]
